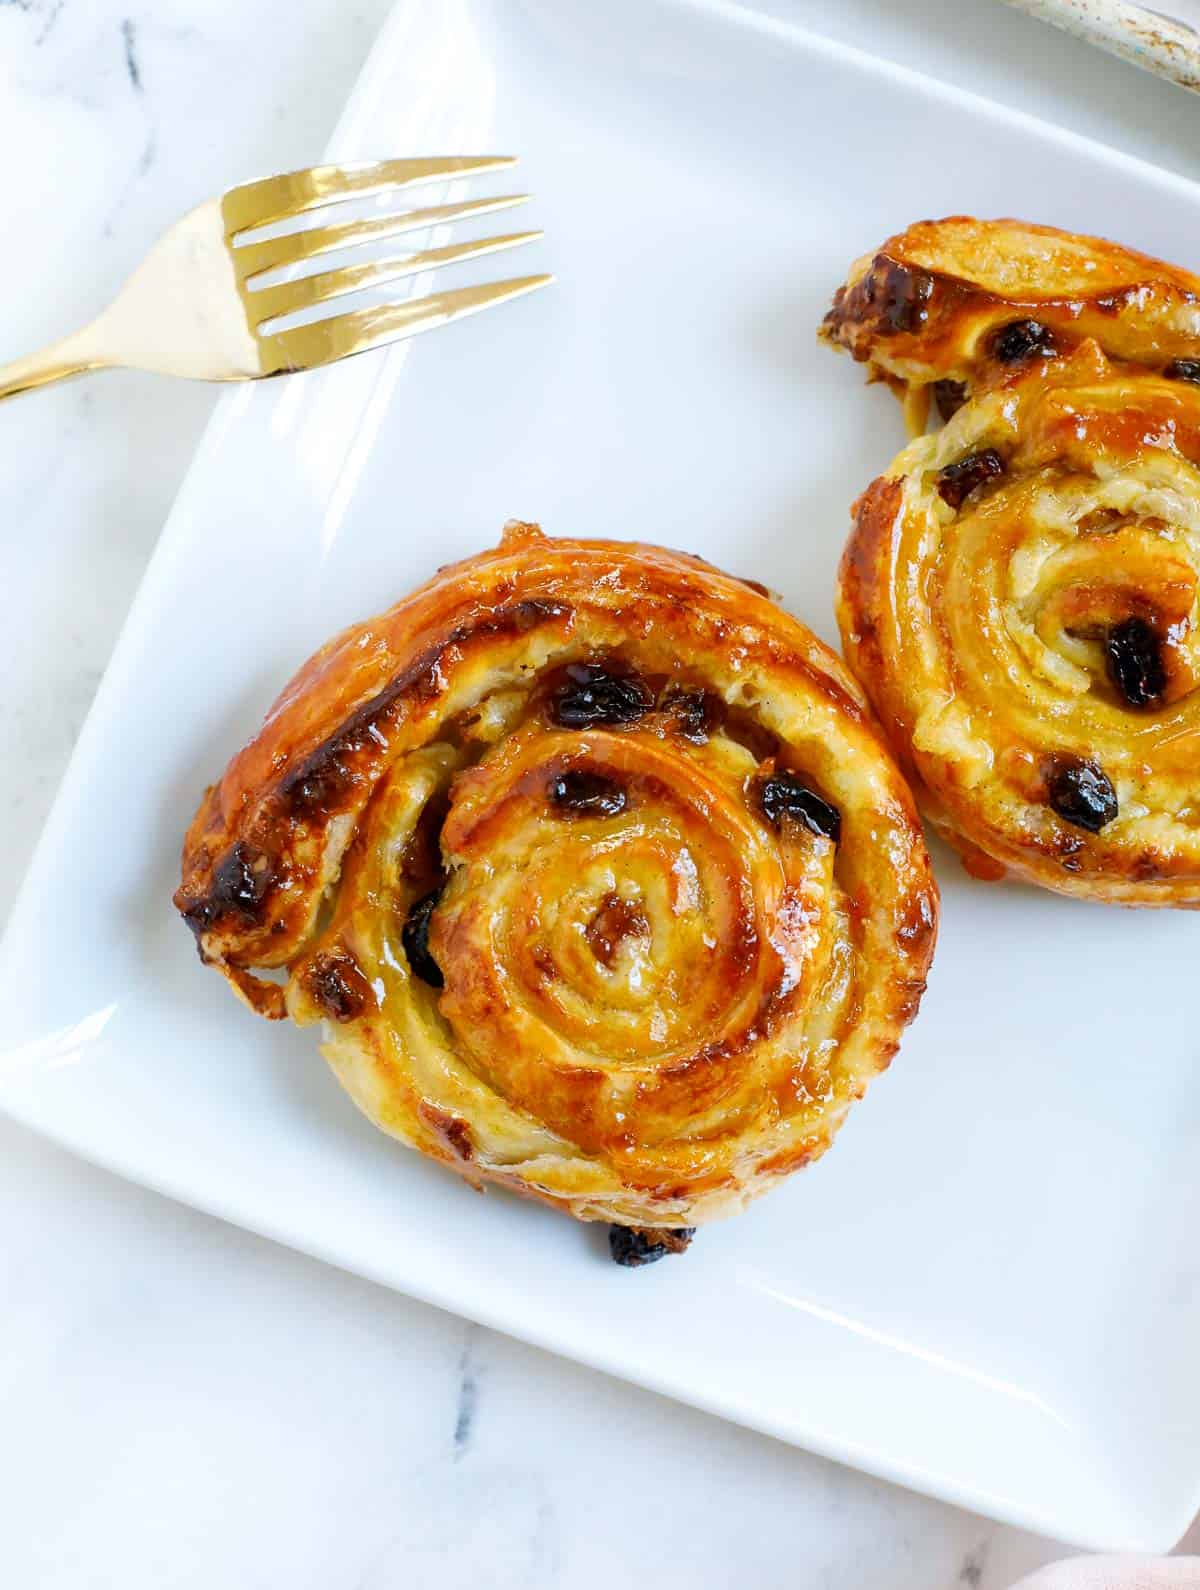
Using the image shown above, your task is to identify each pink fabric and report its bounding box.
[1010,1560,1200,1590]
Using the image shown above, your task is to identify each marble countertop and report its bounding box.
[3,2,1200,1585]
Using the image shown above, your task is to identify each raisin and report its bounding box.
[756,773,842,842]
[1106,617,1166,708]
[1046,757,1118,833]
[401,787,451,887]
[550,663,652,729]
[663,688,715,743]
[305,949,371,1023]
[874,261,933,333]
[549,770,627,817]
[283,764,349,816]
[586,893,650,967]
[608,1226,696,1267]
[402,889,445,988]
[991,319,1055,363]
[1165,358,1200,384]
[936,448,1005,510]
[933,378,968,421]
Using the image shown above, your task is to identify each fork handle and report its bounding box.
[0,326,111,403]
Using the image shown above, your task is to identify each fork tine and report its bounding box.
[221,156,518,236]
[233,195,531,281]
[262,275,554,373]
[248,232,543,327]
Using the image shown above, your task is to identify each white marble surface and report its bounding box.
[3,2,1200,1585]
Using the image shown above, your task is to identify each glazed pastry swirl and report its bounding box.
[175,524,936,1229]
[839,344,1200,902]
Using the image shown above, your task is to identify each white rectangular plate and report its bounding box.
[3,0,1199,1551]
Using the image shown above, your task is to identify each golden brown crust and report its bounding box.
[822,216,1200,413]
[176,523,937,1227]
[837,345,1200,903]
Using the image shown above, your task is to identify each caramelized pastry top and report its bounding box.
[176,524,937,1227]
[822,216,1200,418]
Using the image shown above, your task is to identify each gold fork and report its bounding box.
[0,156,550,402]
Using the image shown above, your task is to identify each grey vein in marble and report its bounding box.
[453,1326,480,1461]
[121,17,141,91]
[959,1543,991,1587]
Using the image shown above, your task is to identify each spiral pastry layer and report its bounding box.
[838,342,1200,902]
[821,216,1200,427]
[175,523,936,1231]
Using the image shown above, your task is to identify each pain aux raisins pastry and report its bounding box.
[821,215,1200,430]
[837,342,1200,903]
[175,523,937,1260]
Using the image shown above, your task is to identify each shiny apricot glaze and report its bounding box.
[176,524,936,1233]
[838,346,1200,903]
